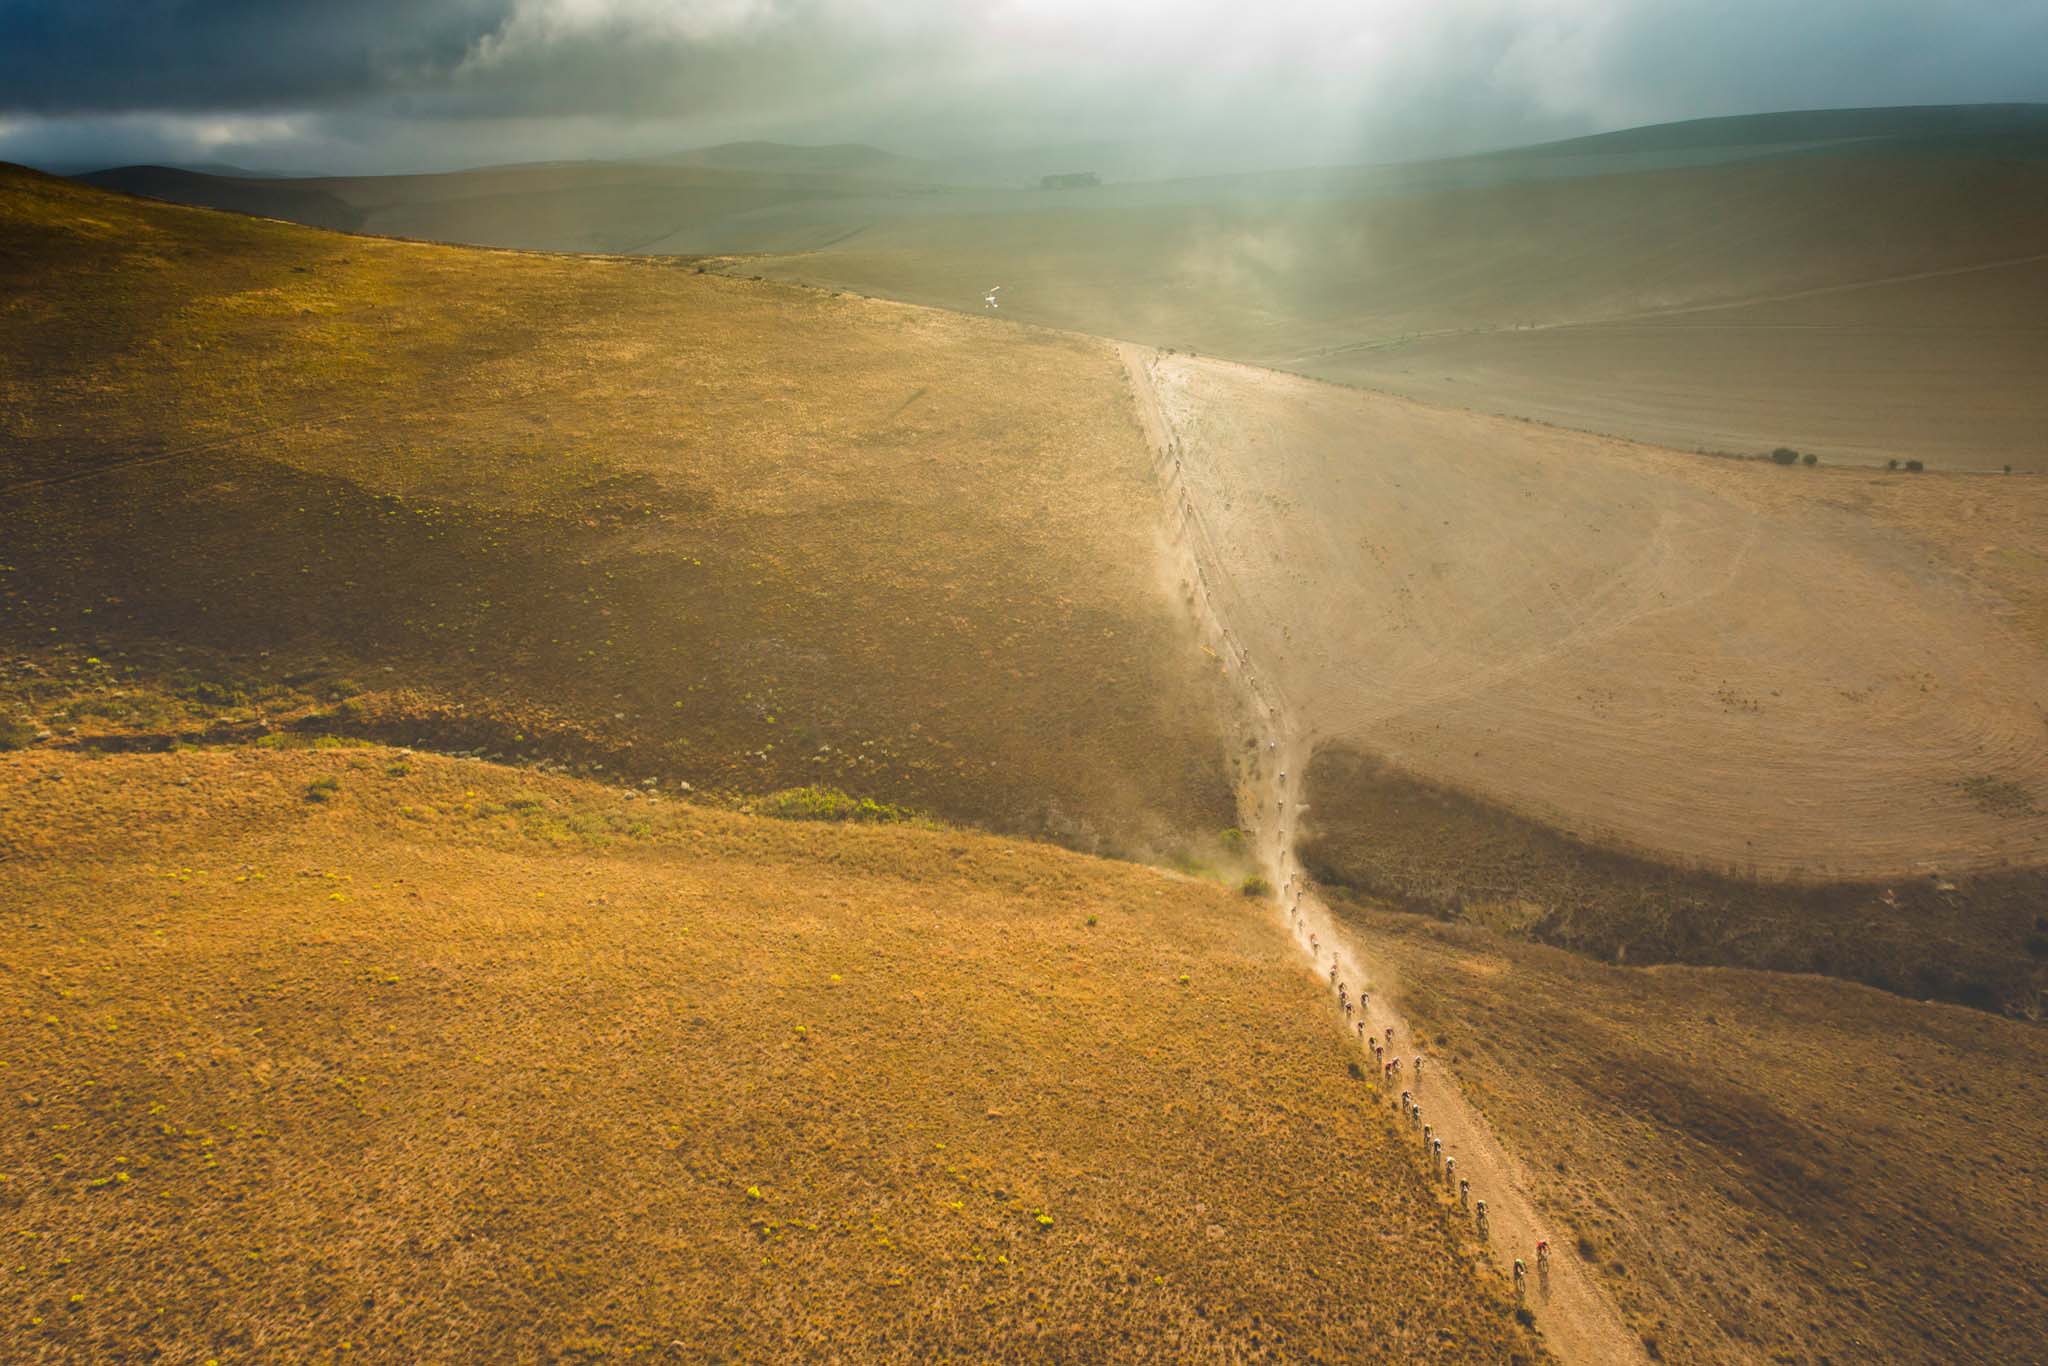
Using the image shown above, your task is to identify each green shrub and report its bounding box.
[180,679,250,708]
[1887,459,1899,470]
[1769,447,1799,466]
[304,776,341,803]
[1240,874,1271,898]
[754,785,917,824]
[1905,459,1925,472]
[1800,452,1818,467]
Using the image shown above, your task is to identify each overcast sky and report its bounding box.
[3,0,2046,175]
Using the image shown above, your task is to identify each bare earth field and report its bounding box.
[0,745,1540,1363]
[1327,898,2048,1366]
[1132,348,2048,881]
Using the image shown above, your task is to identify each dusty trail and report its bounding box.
[1123,343,1646,1365]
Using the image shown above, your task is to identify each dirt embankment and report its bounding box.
[1300,745,2048,1017]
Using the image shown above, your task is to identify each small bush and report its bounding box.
[1218,827,1248,854]
[1240,874,1271,898]
[1768,447,1799,466]
[1905,459,1925,473]
[304,776,341,803]
[180,679,250,708]
[1887,459,1899,470]
[0,714,36,751]
[1514,1307,1535,1328]
[1577,1235,1598,1261]
[1800,452,1817,467]
[754,785,917,824]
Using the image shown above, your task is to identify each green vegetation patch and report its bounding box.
[752,785,922,825]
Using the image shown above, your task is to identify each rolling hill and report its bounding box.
[0,744,1539,1361]
[0,163,1235,860]
[11,125,2048,1366]
[74,107,2048,468]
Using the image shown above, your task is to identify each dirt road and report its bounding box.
[1124,344,1647,1364]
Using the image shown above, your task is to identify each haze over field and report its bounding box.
[4,3,2048,1363]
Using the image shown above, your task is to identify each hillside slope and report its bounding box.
[0,744,1540,1362]
[0,165,1232,858]
[1334,899,2048,1366]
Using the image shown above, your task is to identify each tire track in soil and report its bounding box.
[1121,342,1646,1365]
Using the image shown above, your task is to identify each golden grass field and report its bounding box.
[0,164,1233,860]
[1328,895,2048,1366]
[0,744,1540,1362]
[9,137,2048,1364]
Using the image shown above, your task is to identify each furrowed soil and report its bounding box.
[0,745,1542,1364]
[0,164,1232,859]
[1325,898,2048,1366]
[1136,349,2048,883]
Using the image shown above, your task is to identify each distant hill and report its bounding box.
[653,139,928,177]
[59,106,2048,465]
[78,164,365,232]
[1494,102,2048,161]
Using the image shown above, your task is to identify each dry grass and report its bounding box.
[0,164,1231,860]
[1327,897,2048,1366]
[0,746,1540,1362]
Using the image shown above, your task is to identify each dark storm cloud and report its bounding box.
[2,0,2045,175]
[0,0,512,113]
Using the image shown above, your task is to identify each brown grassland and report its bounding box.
[0,164,1231,859]
[1327,896,2048,1366]
[0,745,1540,1362]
